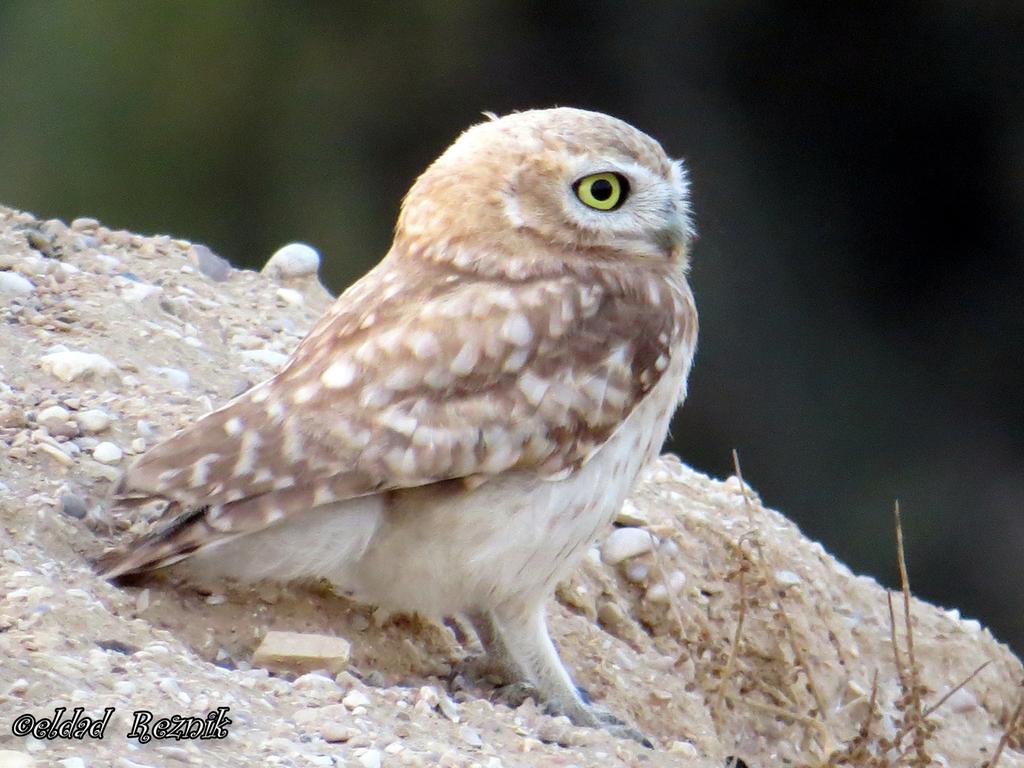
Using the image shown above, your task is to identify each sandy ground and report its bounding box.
[0,205,1021,768]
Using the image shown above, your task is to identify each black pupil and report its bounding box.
[590,178,614,201]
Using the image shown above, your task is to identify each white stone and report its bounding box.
[150,366,191,390]
[601,527,655,565]
[342,689,371,709]
[645,583,669,604]
[459,725,483,747]
[189,244,232,282]
[92,442,123,464]
[118,281,162,303]
[669,741,700,757]
[252,630,351,673]
[356,749,382,768]
[60,759,86,768]
[615,499,649,526]
[75,408,112,433]
[39,350,116,382]
[263,242,320,279]
[946,686,979,713]
[276,287,304,306]
[775,569,802,585]
[36,405,71,429]
[0,272,35,296]
[0,751,35,768]
[668,570,686,591]
[646,571,685,605]
[625,562,649,583]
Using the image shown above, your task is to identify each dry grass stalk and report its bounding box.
[921,661,989,719]
[649,528,689,642]
[729,450,835,757]
[987,696,1023,768]
[737,695,833,736]
[893,502,933,767]
[683,456,999,767]
[823,670,880,766]
[713,567,748,723]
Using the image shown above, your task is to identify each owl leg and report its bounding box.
[465,611,529,685]
[487,602,651,744]
[488,603,601,725]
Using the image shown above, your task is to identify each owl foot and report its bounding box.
[451,650,522,690]
[493,680,543,709]
[574,702,653,747]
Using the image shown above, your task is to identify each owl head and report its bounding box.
[397,108,694,275]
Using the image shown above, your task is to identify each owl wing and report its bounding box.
[99,255,693,577]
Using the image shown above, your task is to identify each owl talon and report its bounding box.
[494,680,543,709]
[546,699,652,746]
[450,654,517,689]
[601,720,654,748]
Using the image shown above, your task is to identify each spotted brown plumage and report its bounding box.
[98,107,698,741]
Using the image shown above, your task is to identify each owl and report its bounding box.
[99,107,698,739]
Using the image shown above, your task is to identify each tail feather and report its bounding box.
[95,505,228,580]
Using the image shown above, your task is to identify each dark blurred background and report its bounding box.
[1,2,1021,653]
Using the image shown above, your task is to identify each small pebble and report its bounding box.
[0,272,35,296]
[601,527,655,565]
[263,242,320,279]
[437,693,460,722]
[92,442,123,464]
[625,562,649,583]
[189,244,232,281]
[59,492,88,520]
[150,366,191,390]
[615,499,649,526]
[946,686,979,713]
[459,725,483,747]
[118,281,161,303]
[0,404,25,428]
[39,350,117,382]
[0,752,35,768]
[321,723,357,742]
[667,570,686,591]
[230,333,265,350]
[276,287,304,306]
[669,741,700,757]
[252,630,351,674]
[357,750,382,768]
[36,405,71,429]
[342,690,371,709]
[37,442,74,466]
[597,601,629,630]
[774,569,801,586]
[116,758,156,768]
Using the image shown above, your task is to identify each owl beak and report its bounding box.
[659,214,691,263]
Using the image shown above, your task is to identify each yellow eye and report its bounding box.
[573,172,628,211]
